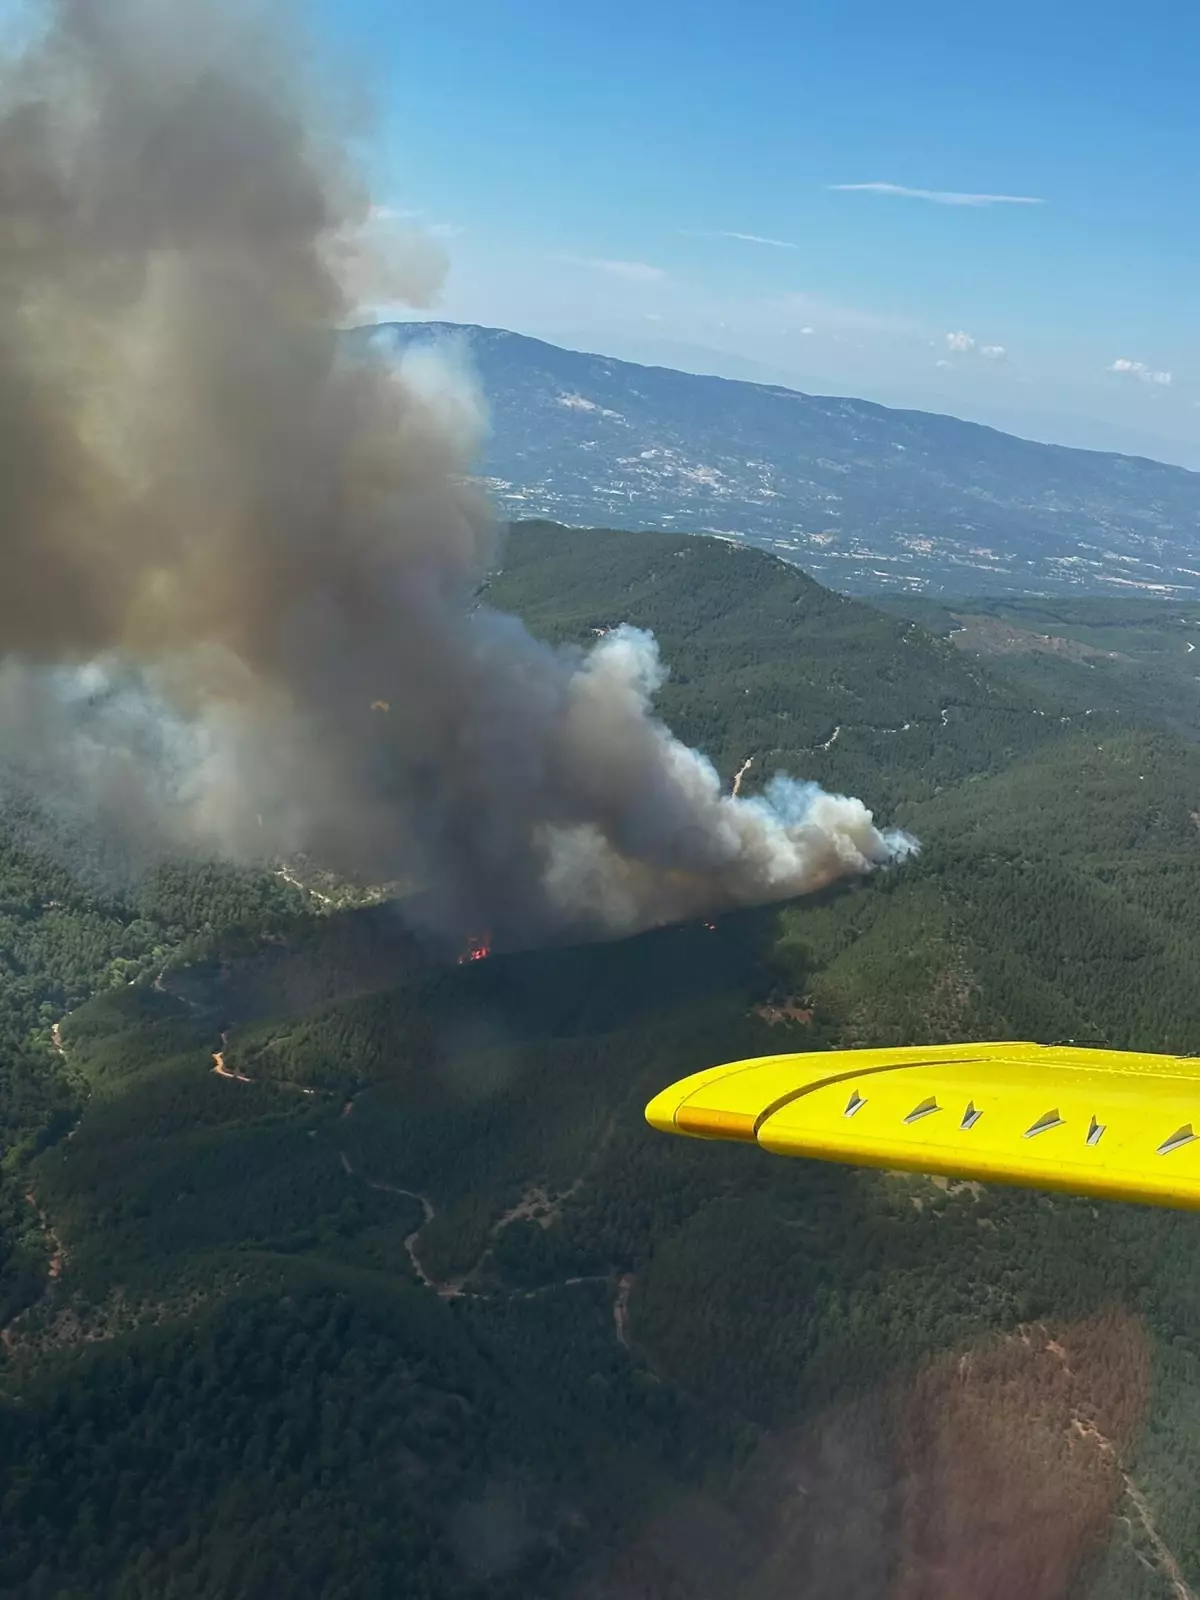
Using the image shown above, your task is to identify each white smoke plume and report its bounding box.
[0,0,916,946]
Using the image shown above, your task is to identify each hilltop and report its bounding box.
[376,322,1200,599]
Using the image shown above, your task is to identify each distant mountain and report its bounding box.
[547,331,1200,470]
[374,321,1200,599]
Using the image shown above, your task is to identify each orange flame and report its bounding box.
[458,934,491,964]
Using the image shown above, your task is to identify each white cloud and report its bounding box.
[944,332,1008,363]
[681,229,798,250]
[831,182,1045,208]
[799,326,815,335]
[1108,357,1172,386]
[934,359,951,368]
[585,258,667,283]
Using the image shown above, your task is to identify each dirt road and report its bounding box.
[211,1033,252,1084]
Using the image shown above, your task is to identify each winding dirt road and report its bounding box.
[336,1148,633,1335]
[1121,1475,1196,1600]
[211,1033,252,1084]
[338,1151,450,1293]
[25,1192,65,1282]
[1042,1328,1195,1599]
[2,1017,73,1353]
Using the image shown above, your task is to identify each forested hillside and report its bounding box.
[1,523,1200,1598]
[490,520,1099,814]
[876,591,1200,744]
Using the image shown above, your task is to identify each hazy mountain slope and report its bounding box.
[4,527,1200,1597]
[380,322,1200,599]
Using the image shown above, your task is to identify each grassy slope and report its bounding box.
[1,524,1199,1596]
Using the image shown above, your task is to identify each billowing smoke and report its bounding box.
[0,0,916,946]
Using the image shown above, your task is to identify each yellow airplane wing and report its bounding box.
[645,1041,1200,1209]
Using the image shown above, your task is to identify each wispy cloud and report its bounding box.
[831,182,1045,208]
[370,205,462,239]
[980,344,1007,360]
[945,330,975,352]
[681,229,798,250]
[1108,357,1172,386]
[581,257,667,283]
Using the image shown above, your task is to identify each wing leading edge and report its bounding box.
[645,1042,1200,1209]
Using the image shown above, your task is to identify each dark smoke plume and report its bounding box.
[0,0,915,945]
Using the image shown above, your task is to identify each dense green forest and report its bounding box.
[2,522,1200,1597]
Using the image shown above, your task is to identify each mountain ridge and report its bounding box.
[374,321,1200,600]
[543,327,1200,470]
[431,321,1195,471]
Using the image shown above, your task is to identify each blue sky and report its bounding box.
[323,0,1199,465]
